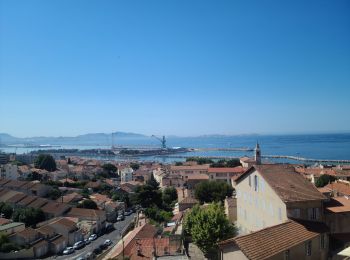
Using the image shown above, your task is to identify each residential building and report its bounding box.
[0,164,19,180]
[207,167,245,184]
[0,222,25,235]
[169,164,209,175]
[234,164,326,234]
[176,197,199,212]
[120,167,133,183]
[45,217,83,246]
[219,220,329,260]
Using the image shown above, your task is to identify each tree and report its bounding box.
[184,203,236,259]
[34,154,57,172]
[162,187,178,206]
[135,184,162,209]
[210,159,241,168]
[0,202,13,218]
[130,162,140,171]
[186,157,213,165]
[12,208,45,227]
[175,162,183,166]
[146,174,159,189]
[77,199,98,209]
[194,181,233,204]
[47,188,62,200]
[102,163,118,177]
[315,174,336,187]
[0,233,20,253]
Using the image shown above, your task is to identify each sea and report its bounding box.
[2,133,350,165]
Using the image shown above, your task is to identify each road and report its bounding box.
[47,213,135,260]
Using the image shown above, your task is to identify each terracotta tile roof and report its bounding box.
[50,217,77,231]
[27,197,49,209]
[20,182,37,190]
[17,195,37,207]
[15,227,39,239]
[317,187,332,194]
[37,225,56,236]
[236,165,326,202]
[325,182,350,196]
[3,180,27,189]
[186,174,209,180]
[41,202,70,215]
[208,167,245,174]
[0,218,11,225]
[295,167,336,176]
[85,181,101,189]
[170,165,209,171]
[5,193,27,204]
[110,223,158,258]
[128,237,181,259]
[325,196,350,213]
[57,192,83,204]
[0,190,21,202]
[219,220,328,260]
[67,207,105,220]
[50,234,66,245]
[0,179,11,186]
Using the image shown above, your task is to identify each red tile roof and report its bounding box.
[325,196,350,213]
[219,220,328,260]
[325,182,350,196]
[236,165,326,202]
[208,167,245,174]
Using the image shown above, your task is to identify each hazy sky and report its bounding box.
[1,0,349,137]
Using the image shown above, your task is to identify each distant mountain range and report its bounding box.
[0,132,149,146]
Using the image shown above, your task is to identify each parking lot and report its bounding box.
[47,213,135,260]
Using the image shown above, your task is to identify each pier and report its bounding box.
[262,155,350,164]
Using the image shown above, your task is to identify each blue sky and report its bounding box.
[0,0,349,137]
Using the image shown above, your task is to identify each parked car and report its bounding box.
[88,234,98,241]
[75,257,85,260]
[104,223,114,233]
[84,238,91,245]
[85,252,95,260]
[73,241,85,250]
[63,247,75,255]
[104,239,112,246]
[117,215,124,221]
[99,243,108,250]
[93,247,102,255]
[124,210,132,216]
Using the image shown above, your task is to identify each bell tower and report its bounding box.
[254,142,261,165]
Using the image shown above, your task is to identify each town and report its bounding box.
[0,144,349,260]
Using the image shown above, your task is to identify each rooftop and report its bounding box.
[208,167,245,173]
[236,165,326,202]
[219,220,328,260]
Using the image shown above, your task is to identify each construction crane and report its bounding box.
[151,135,167,150]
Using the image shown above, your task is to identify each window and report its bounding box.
[249,175,251,186]
[278,208,282,221]
[320,234,325,249]
[254,175,258,191]
[244,209,247,220]
[284,250,290,260]
[305,241,312,256]
[309,208,317,220]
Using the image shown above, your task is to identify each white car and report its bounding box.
[63,247,75,255]
[88,234,98,241]
[104,239,112,246]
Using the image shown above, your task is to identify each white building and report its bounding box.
[0,164,20,180]
[120,167,133,183]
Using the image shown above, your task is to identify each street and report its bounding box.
[47,213,135,260]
